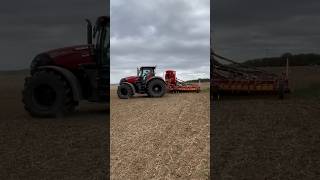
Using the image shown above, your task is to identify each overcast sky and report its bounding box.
[213,0,320,61]
[0,0,108,70]
[110,0,210,83]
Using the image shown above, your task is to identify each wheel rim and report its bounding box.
[121,88,128,96]
[33,84,56,108]
[152,85,162,94]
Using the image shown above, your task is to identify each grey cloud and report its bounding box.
[212,0,320,61]
[0,0,209,84]
[0,0,108,70]
[111,0,210,83]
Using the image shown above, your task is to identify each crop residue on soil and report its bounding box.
[212,66,320,179]
[0,71,108,179]
[111,85,210,179]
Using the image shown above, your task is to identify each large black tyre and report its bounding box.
[117,83,134,99]
[147,79,166,97]
[22,70,77,117]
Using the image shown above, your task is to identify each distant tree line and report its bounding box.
[241,53,320,67]
[185,78,210,83]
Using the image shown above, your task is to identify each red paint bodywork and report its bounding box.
[124,74,156,84]
[125,76,140,84]
[46,45,95,70]
[165,70,200,92]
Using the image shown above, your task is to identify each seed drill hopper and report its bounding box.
[165,70,201,93]
[211,51,290,99]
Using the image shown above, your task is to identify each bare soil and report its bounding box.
[111,83,210,179]
[212,66,320,179]
[0,71,108,179]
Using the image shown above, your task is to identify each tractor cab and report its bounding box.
[83,16,110,102]
[133,66,156,93]
[92,16,110,66]
[137,66,156,80]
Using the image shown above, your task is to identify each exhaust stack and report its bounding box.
[86,19,93,45]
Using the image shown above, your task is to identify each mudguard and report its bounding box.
[37,66,82,101]
[147,76,166,85]
[120,82,136,94]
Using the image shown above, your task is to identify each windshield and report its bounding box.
[138,68,155,80]
[94,26,108,65]
[139,69,150,77]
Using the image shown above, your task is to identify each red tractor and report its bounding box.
[117,66,167,99]
[22,16,109,117]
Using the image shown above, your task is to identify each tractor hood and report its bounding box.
[44,45,94,69]
[46,45,92,58]
[124,76,139,84]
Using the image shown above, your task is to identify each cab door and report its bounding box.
[95,18,109,102]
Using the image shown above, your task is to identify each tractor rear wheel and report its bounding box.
[117,83,134,99]
[22,70,77,117]
[147,79,166,97]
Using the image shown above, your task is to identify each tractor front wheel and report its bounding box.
[117,84,134,99]
[22,70,77,117]
[147,79,166,97]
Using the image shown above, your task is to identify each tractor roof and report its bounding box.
[96,16,110,27]
[139,66,156,69]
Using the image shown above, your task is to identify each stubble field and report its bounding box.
[212,66,320,179]
[111,83,210,179]
[0,70,108,179]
